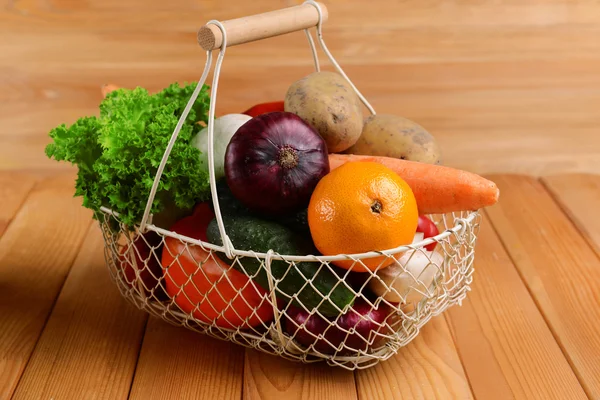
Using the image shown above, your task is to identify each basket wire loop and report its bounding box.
[264,249,288,348]
[138,51,213,232]
[203,20,236,259]
[304,27,320,72]
[139,20,237,259]
[109,201,477,263]
[303,0,376,115]
[455,217,469,236]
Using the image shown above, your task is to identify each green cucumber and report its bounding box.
[213,180,248,216]
[213,180,310,235]
[206,215,354,317]
[278,208,310,236]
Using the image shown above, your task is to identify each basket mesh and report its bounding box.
[98,210,480,370]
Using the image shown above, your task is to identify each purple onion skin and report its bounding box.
[225,112,330,216]
[284,299,393,354]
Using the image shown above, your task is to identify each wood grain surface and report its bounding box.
[355,316,472,400]
[542,174,600,257]
[11,225,147,400]
[244,351,357,400]
[0,173,36,237]
[0,173,92,399]
[128,318,244,400]
[486,175,600,398]
[2,0,600,176]
[446,213,587,400]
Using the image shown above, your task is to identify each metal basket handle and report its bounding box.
[139,1,376,259]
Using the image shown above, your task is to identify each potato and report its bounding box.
[346,114,442,165]
[285,71,363,153]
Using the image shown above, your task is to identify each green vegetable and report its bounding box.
[278,209,310,236]
[45,83,211,227]
[214,180,310,235]
[206,214,355,317]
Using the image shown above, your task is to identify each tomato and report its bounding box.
[417,215,440,252]
[161,203,274,329]
[118,231,167,300]
[241,101,285,117]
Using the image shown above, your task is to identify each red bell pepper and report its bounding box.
[162,203,274,329]
[417,215,440,251]
[242,101,285,117]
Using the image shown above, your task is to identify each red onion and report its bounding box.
[118,231,167,300]
[225,112,330,215]
[284,299,393,354]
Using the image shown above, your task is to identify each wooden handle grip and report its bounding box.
[197,2,328,51]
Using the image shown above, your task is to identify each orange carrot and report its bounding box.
[329,154,499,214]
[101,83,120,98]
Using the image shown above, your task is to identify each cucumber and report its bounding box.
[278,208,310,236]
[213,180,248,216]
[206,215,354,317]
[213,180,310,235]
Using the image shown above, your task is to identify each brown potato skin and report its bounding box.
[284,71,363,153]
[346,114,442,165]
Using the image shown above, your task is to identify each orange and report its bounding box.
[308,161,418,271]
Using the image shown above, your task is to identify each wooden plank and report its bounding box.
[0,174,92,399]
[541,174,600,257]
[128,318,244,400]
[3,61,600,176]
[4,0,600,178]
[4,1,600,32]
[0,172,36,236]
[3,0,600,178]
[244,350,358,400]
[485,175,600,398]
[3,25,600,68]
[446,211,587,400]
[11,225,147,400]
[5,59,600,113]
[355,316,472,400]
[324,1,600,28]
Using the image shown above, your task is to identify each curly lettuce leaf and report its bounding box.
[45,82,211,227]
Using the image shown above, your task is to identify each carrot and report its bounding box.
[329,154,499,214]
[101,83,120,98]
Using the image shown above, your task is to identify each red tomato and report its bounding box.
[242,101,285,117]
[161,203,274,329]
[417,215,440,252]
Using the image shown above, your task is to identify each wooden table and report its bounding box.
[1,171,599,399]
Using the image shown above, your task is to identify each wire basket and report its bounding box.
[98,1,482,370]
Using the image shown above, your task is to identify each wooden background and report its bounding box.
[1,0,599,176]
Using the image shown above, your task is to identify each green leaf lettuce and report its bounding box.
[45,82,211,227]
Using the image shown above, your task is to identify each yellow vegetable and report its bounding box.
[285,71,363,152]
[346,114,442,165]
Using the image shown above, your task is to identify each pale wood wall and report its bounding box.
[1,0,599,175]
